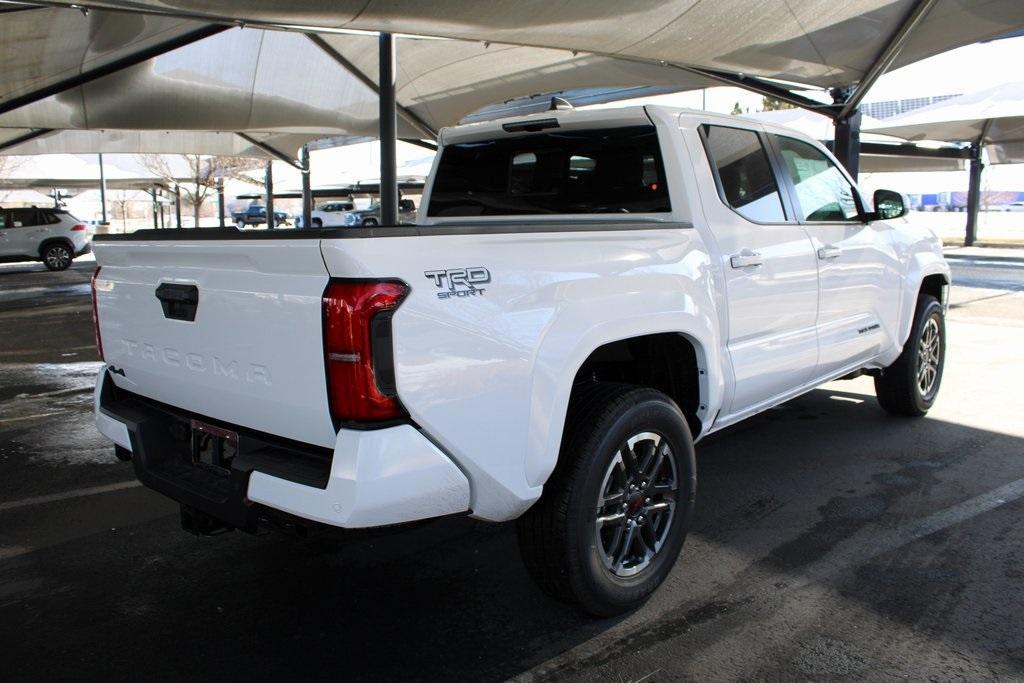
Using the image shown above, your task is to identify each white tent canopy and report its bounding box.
[869,82,1024,163]
[0,7,714,154]
[0,128,319,158]
[16,0,1022,90]
[744,109,967,172]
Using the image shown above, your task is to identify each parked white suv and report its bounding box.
[295,201,355,228]
[0,207,93,270]
[92,106,949,615]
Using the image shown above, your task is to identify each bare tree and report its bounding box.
[140,154,264,227]
[760,96,795,111]
[109,190,134,232]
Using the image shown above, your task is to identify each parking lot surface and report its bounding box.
[1,256,1023,681]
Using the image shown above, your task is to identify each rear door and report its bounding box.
[6,208,47,256]
[93,236,338,448]
[768,134,901,377]
[695,123,819,416]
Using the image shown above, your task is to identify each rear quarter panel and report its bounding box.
[321,226,722,521]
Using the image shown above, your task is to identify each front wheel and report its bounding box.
[517,383,696,616]
[874,294,946,416]
[42,243,73,271]
[362,218,379,227]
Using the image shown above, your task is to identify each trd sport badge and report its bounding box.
[424,267,490,299]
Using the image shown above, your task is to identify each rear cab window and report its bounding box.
[428,126,671,217]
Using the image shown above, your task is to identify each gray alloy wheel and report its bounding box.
[595,431,678,577]
[874,294,945,416]
[42,243,72,271]
[517,383,696,616]
[917,317,941,398]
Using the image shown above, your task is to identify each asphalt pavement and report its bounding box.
[1,254,1023,681]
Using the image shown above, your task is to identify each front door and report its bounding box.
[769,135,901,379]
[694,123,820,417]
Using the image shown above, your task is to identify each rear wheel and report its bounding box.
[517,383,696,616]
[41,242,73,271]
[874,294,945,416]
[362,218,379,227]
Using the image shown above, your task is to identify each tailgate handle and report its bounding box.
[156,283,199,322]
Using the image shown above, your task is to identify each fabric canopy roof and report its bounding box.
[0,7,713,154]
[745,109,967,172]
[0,128,318,158]
[20,0,1024,90]
[869,82,1024,163]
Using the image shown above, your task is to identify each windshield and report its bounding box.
[428,125,670,217]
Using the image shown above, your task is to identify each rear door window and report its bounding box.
[8,208,41,227]
[428,125,670,217]
[701,124,786,223]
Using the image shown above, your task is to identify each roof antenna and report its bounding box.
[548,96,574,111]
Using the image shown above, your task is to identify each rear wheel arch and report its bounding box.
[39,237,74,258]
[570,332,706,439]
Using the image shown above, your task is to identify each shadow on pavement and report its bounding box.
[2,384,1023,680]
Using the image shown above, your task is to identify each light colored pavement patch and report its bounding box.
[0,480,141,513]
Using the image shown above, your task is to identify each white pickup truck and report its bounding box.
[92,106,949,616]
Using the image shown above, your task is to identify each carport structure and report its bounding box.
[0,1,1022,224]
[872,82,1024,245]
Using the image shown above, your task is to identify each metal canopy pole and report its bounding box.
[300,145,313,229]
[217,178,226,228]
[98,153,108,224]
[831,87,862,179]
[965,144,984,247]
[307,34,438,141]
[174,184,182,228]
[151,188,159,229]
[265,160,275,229]
[379,32,398,226]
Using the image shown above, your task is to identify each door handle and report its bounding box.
[155,282,199,322]
[817,245,842,260]
[730,252,763,269]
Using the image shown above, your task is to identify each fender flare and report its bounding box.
[897,255,950,349]
[523,294,722,489]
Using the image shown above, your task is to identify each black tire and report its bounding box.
[517,383,696,616]
[874,294,945,416]
[41,242,73,271]
[362,218,379,227]
[312,218,323,228]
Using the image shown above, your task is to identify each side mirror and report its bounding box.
[871,189,909,221]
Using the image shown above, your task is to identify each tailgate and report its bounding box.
[93,237,337,448]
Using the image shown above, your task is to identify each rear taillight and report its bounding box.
[90,267,104,361]
[71,224,87,231]
[322,280,409,423]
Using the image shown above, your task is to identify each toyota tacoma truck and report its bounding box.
[92,106,949,616]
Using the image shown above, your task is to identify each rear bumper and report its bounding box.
[94,369,470,530]
[75,240,93,257]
